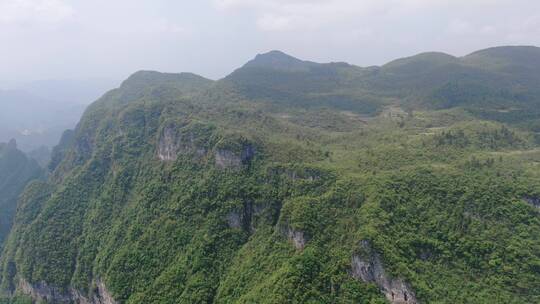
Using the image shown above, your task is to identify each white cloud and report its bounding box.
[257,14,292,31]
[214,0,389,31]
[447,19,474,35]
[2,0,540,82]
[213,0,326,10]
[213,0,517,32]
[151,19,189,35]
[446,19,497,36]
[0,0,74,25]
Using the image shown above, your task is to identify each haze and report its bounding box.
[2,0,540,151]
[2,0,540,84]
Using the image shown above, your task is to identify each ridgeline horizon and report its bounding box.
[1,43,540,304]
[125,45,540,82]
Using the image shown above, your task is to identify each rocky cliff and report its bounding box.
[18,279,116,304]
[351,240,418,304]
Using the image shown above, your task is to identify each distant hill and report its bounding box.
[0,78,117,154]
[225,46,540,126]
[224,50,381,114]
[16,78,118,105]
[0,89,85,152]
[381,46,540,112]
[463,46,540,72]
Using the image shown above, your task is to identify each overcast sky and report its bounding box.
[1,0,540,83]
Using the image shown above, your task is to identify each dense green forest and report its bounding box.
[0,140,42,249]
[0,141,42,304]
[1,46,540,303]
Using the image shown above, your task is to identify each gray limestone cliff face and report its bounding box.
[226,210,243,229]
[18,278,116,304]
[226,201,274,233]
[267,166,323,182]
[215,144,255,169]
[157,125,181,161]
[157,121,256,170]
[351,240,418,304]
[523,195,540,209]
[277,221,307,250]
[157,123,207,161]
[286,228,306,250]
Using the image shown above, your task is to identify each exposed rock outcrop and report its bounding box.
[215,149,242,168]
[157,121,256,170]
[226,201,274,232]
[157,122,207,161]
[351,240,418,304]
[267,165,323,181]
[18,278,116,304]
[287,228,306,250]
[226,211,243,229]
[523,195,540,209]
[215,144,255,169]
[277,221,308,250]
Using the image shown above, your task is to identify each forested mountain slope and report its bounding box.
[0,140,42,249]
[1,46,540,304]
[226,46,540,122]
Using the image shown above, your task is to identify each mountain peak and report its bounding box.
[259,50,292,57]
[243,50,315,70]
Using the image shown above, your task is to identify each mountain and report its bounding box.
[1,46,540,304]
[16,78,118,106]
[242,50,319,71]
[227,46,540,123]
[0,140,43,249]
[0,89,86,153]
[369,46,540,119]
[225,51,381,114]
[463,46,540,72]
[0,78,117,154]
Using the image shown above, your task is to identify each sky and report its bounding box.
[1,0,540,83]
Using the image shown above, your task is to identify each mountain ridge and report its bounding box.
[241,45,539,71]
[1,45,540,304]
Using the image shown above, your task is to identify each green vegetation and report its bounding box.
[0,295,32,304]
[0,140,42,250]
[1,46,540,303]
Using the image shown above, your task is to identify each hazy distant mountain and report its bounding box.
[0,89,85,152]
[17,78,118,105]
[0,79,117,153]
